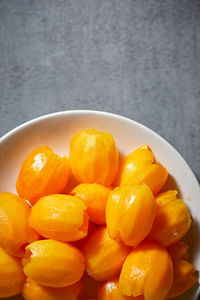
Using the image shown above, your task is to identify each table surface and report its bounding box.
[0,0,200,182]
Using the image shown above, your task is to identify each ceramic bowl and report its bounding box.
[0,110,199,300]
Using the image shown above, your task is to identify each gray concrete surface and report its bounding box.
[0,0,200,181]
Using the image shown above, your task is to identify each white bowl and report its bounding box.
[0,110,199,300]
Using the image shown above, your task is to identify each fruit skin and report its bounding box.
[69,130,119,186]
[148,190,192,247]
[98,278,144,300]
[22,239,85,287]
[83,227,130,281]
[29,194,89,241]
[0,192,39,257]
[0,246,25,298]
[167,259,197,299]
[71,183,111,225]
[22,277,82,300]
[16,146,70,205]
[116,145,168,195]
[106,184,156,247]
[119,241,173,300]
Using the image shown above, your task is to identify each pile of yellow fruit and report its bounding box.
[0,129,197,300]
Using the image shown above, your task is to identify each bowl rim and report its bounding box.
[0,109,199,189]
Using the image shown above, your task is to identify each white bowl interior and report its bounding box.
[0,111,199,300]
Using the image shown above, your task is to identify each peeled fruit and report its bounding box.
[148,190,192,247]
[69,130,119,186]
[16,146,70,205]
[29,194,89,241]
[98,278,144,300]
[167,259,197,299]
[168,241,189,260]
[119,242,173,300]
[83,227,130,281]
[116,145,168,195]
[0,246,25,298]
[0,192,38,257]
[22,277,82,300]
[22,239,85,287]
[106,184,156,247]
[71,183,111,224]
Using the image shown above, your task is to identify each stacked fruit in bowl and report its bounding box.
[0,129,197,300]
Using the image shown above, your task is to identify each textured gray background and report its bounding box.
[0,0,200,182]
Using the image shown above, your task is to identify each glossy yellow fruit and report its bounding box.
[22,239,85,287]
[0,192,39,257]
[16,146,70,205]
[70,130,119,186]
[71,183,111,224]
[22,277,82,300]
[116,145,168,195]
[0,246,25,298]
[98,278,144,300]
[29,194,89,241]
[119,242,173,300]
[83,227,130,281]
[148,190,192,247]
[167,259,197,299]
[106,184,156,247]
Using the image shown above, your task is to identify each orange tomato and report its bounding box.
[16,146,69,205]
[0,192,39,257]
[71,183,111,225]
[83,227,130,281]
[22,277,82,300]
[116,145,168,195]
[148,190,192,247]
[106,184,156,247]
[0,246,25,298]
[29,194,89,241]
[119,242,173,300]
[70,130,119,186]
[22,239,85,287]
